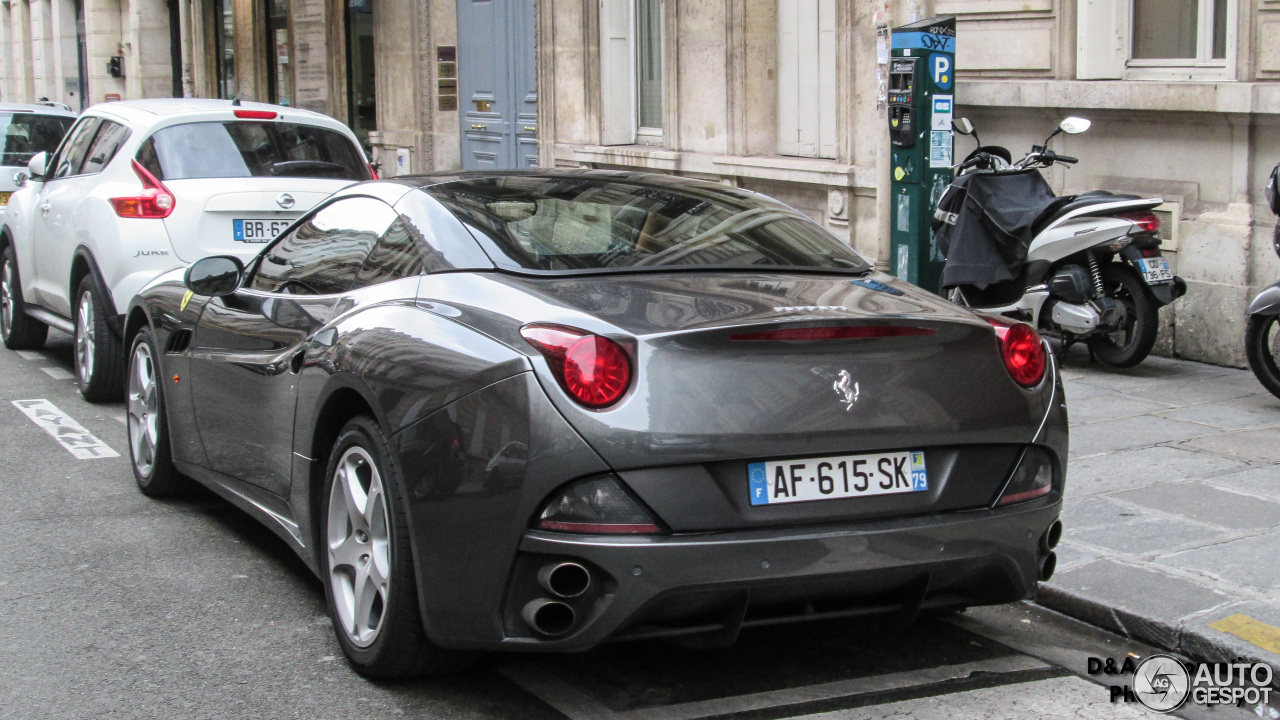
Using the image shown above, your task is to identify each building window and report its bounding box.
[345,0,376,148]
[266,0,291,106]
[777,0,836,159]
[1078,0,1234,81]
[214,0,235,98]
[600,0,664,146]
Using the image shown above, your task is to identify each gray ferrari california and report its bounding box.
[124,171,1066,678]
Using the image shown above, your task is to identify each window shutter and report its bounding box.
[600,0,636,145]
[1077,0,1129,79]
[778,0,835,159]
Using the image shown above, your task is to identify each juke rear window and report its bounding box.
[0,113,73,167]
[136,121,369,182]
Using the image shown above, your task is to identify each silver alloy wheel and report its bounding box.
[1,258,13,339]
[127,341,159,477]
[75,290,95,384]
[327,445,392,648]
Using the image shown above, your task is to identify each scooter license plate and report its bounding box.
[1136,257,1174,284]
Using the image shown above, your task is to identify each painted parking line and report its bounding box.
[496,654,1051,720]
[1209,614,1280,654]
[15,350,43,361]
[11,399,120,459]
[40,367,75,380]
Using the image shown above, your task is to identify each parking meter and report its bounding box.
[888,16,955,293]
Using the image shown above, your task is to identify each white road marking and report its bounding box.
[15,351,43,361]
[11,399,120,460]
[40,367,75,380]
[497,655,1050,720]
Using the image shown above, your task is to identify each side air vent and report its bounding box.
[165,329,192,354]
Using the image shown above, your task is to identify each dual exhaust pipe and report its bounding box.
[1038,519,1062,581]
[521,561,592,637]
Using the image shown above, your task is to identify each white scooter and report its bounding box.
[936,117,1186,368]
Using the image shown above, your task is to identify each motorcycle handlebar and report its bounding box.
[1057,155,1079,164]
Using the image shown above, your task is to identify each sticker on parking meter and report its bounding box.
[929,131,952,168]
[931,95,953,131]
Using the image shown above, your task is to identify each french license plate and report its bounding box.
[1136,256,1174,284]
[748,450,928,506]
[233,218,292,242]
[0,192,10,205]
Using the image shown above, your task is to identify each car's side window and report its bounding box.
[249,197,398,296]
[50,118,100,179]
[79,121,132,175]
[351,218,427,290]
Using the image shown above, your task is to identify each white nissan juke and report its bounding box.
[0,99,372,401]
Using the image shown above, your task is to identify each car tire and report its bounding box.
[321,415,475,679]
[1,246,48,350]
[73,275,125,402]
[128,327,186,498]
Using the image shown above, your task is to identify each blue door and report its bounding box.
[458,0,538,170]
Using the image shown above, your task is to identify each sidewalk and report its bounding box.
[1041,350,1280,673]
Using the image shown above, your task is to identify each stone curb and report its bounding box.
[1036,585,1280,686]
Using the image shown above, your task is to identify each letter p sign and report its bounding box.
[930,54,952,91]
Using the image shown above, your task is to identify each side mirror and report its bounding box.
[185,256,244,297]
[26,152,47,181]
[952,118,975,136]
[1060,117,1091,135]
[12,172,27,188]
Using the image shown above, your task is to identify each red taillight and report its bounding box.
[521,324,631,408]
[110,160,176,219]
[233,109,278,120]
[367,163,379,180]
[730,325,937,342]
[1118,211,1160,235]
[987,318,1046,388]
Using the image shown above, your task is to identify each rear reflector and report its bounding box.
[535,475,662,534]
[233,109,278,120]
[730,326,937,342]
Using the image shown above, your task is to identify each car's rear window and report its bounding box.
[426,176,872,275]
[136,121,369,181]
[0,113,73,166]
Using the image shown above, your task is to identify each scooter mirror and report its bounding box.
[1060,117,1092,135]
[952,118,975,136]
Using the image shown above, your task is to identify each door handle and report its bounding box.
[289,349,305,374]
[470,124,487,131]
[40,204,50,216]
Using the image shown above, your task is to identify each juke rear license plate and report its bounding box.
[748,451,928,506]
[234,218,293,243]
[1136,256,1174,284]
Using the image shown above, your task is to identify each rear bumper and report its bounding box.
[448,496,1060,652]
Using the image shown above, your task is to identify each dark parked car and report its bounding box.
[124,171,1067,678]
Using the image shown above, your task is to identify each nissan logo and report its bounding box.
[276,193,296,209]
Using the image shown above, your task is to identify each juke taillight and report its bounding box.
[110,160,176,219]
[987,317,1047,388]
[520,324,631,409]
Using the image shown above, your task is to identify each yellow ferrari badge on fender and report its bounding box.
[180,290,194,312]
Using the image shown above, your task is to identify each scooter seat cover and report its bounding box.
[936,169,1058,289]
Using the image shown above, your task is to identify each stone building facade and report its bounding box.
[541,0,1280,367]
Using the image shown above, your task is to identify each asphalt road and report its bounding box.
[0,333,1259,720]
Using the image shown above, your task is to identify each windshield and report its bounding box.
[136,121,369,181]
[0,113,73,166]
[426,176,872,275]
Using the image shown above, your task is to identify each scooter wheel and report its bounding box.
[1086,263,1159,368]
[1246,314,1280,400]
